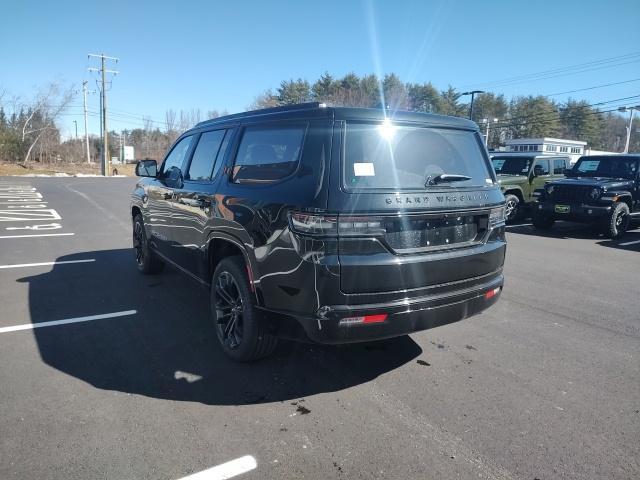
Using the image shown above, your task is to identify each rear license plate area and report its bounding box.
[382,213,486,253]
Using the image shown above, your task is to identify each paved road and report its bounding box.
[0,177,638,480]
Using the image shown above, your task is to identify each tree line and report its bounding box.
[251,73,636,151]
[0,73,637,165]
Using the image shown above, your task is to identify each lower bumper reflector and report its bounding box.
[339,313,388,326]
[485,287,501,300]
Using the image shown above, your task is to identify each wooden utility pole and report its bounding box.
[88,53,118,176]
[81,81,91,163]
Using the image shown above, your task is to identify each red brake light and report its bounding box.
[485,287,501,299]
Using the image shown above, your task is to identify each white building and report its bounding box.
[504,137,587,163]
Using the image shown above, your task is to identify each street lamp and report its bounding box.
[461,90,485,120]
[618,105,640,153]
[481,118,499,147]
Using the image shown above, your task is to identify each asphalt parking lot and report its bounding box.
[0,177,638,480]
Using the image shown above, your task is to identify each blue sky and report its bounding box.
[2,0,639,138]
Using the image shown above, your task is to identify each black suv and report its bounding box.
[532,154,640,238]
[131,103,506,361]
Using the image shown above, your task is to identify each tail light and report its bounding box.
[289,212,386,237]
[289,212,338,236]
[338,216,386,236]
[489,207,506,228]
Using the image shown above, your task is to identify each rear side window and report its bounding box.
[553,159,566,174]
[232,125,306,183]
[344,123,491,190]
[187,130,226,181]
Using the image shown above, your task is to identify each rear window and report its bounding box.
[344,122,492,190]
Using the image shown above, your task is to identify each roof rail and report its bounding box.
[195,102,327,128]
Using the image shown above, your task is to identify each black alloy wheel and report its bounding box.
[214,271,244,350]
[211,256,278,362]
[132,213,164,274]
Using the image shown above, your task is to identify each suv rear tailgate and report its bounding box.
[338,210,505,294]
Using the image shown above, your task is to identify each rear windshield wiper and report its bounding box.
[425,173,472,186]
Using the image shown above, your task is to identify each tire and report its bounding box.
[531,211,555,230]
[211,256,278,362]
[504,194,521,223]
[132,213,164,274]
[602,202,630,239]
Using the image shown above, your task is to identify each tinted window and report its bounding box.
[535,159,550,175]
[232,125,306,183]
[553,159,565,174]
[187,130,225,181]
[572,156,639,179]
[162,135,194,174]
[344,123,491,190]
[492,156,534,175]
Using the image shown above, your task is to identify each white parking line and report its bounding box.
[0,259,95,270]
[0,310,137,334]
[177,456,258,480]
[619,239,640,246]
[0,209,61,221]
[0,232,74,239]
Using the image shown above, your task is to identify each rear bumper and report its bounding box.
[269,273,503,344]
[535,201,611,221]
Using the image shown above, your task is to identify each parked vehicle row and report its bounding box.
[131,103,506,361]
[531,154,640,238]
[491,151,639,238]
[491,154,570,222]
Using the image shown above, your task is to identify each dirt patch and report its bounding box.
[0,161,136,177]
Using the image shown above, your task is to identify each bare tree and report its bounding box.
[20,82,74,163]
[248,90,278,110]
[164,109,176,133]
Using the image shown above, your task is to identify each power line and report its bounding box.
[493,105,631,131]
[543,78,640,97]
[488,95,640,129]
[460,51,640,90]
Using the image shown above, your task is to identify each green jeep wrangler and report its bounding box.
[491,154,570,222]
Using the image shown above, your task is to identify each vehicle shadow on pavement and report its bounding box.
[507,221,640,249]
[20,249,422,405]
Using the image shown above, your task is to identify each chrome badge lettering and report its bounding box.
[385,193,489,205]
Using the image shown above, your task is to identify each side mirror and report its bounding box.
[136,159,157,177]
[564,168,573,176]
[165,166,184,189]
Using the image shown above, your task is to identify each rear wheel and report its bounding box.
[531,211,555,230]
[132,213,164,274]
[211,256,278,362]
[504,194,521,223]
[602,202,630,239]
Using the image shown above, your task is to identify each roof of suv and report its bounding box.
[193,102,478,131]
